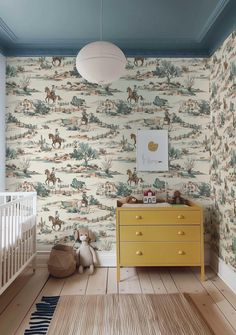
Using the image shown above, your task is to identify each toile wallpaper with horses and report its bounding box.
[6,56,212,252]
[210,31,236,270]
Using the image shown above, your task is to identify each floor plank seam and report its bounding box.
[159,271,174,294]
[148,269,155,294]
[13,272,50,335]
[210,280,236,312]
[190,266,236,325]
[188,269,236,334]
[105,267,109,294]
[169,270,181,294]
[0,269,32,317]
[58,276,66,295]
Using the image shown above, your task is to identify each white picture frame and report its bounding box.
[136,130,169,171]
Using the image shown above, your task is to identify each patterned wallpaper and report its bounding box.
[6,56,211,252]
[210,32,236,270]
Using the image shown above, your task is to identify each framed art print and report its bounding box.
[136,130,169,171]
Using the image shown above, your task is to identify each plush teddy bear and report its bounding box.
[74,228,97,274]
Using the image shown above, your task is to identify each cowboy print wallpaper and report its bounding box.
[6,55,212,253]
[210,31,236,270]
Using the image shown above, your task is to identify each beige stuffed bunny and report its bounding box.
[74,228,97,274]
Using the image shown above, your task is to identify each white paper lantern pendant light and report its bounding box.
[76,0,126,84]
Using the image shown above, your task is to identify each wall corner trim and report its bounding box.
[210,250,236,294]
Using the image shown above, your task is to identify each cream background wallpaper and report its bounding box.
[6,32,236,272]
[6,56,211,254]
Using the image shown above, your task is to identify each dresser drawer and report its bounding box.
[120,242,201,265]
[118,210,200,225]
[120,225,200,242]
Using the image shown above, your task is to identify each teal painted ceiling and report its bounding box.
[0,0,235,56]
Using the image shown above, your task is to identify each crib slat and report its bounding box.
[26,200,29,261]
[12,203,16,277]
[13,203,16,276]
[0,192,37,296]
[3,207,8,285]
[10,203,13,279]
[0,206,2,289]
[16,199,20,273]
[7,206,11,283]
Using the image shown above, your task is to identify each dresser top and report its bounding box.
[117,199,202,211]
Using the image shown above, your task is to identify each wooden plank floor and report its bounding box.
[0,267,236,335]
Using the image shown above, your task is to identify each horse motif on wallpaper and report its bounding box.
[127,87,143,103]
[48,215,63,231]
[127,169,144,186]
[52,56,64,66]
[45,169,62,186]
[48,133,64,148]
[134,57,145,66]
[45,87,61,103]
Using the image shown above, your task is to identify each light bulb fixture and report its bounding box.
[76,0,126,84]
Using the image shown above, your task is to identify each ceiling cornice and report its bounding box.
[0,0,235,58]
[0,17,17,42]
[5,47,210,58]
[197,0,230,42]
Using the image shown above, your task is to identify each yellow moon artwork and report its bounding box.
[148,141,158,151]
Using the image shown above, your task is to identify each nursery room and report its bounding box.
[0,0,236,334]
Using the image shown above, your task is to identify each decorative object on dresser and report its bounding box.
[116,199,205,282]
[169,190,188,205]
[143,189,156,204]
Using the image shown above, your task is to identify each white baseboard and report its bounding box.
[36,251,50,267]
[210,250,236,294]
[36,247,236,295]
[36,242,210,268]
[36,251,117,267]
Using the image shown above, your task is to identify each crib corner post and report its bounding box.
[32,255,36,273]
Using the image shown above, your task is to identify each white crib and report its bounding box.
[0,192,37,295]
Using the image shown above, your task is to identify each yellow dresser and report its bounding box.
[116,201,205,281]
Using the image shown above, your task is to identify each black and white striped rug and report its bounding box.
[24,296,59,335]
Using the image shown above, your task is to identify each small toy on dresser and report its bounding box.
[74,228,97,274]
[143,189,156,204]
[170,190,188,205]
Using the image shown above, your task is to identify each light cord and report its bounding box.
[100,0,103,41]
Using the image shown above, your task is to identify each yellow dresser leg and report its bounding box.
[200,265,205,281]
[117,265,120,282]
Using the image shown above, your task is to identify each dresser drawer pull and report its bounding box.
[136,251,143,255]
[178,250,185,255]
[177,231,185,235]
[177,215,185,219]
[135,231,142,236]
[135,215,142,220]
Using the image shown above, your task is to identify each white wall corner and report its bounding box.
[210,250,236,294]
[0,53,6,191]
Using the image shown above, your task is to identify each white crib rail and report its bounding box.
[0,192,37,295]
